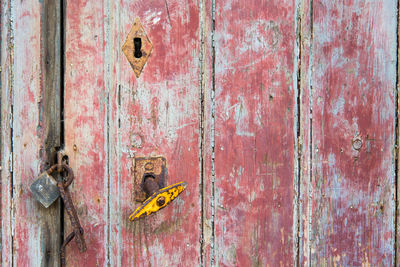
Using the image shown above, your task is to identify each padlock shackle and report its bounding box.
[47,163,74,188]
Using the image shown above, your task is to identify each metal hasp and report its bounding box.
[129,157,187,222]
[122,18,153,78]
[29,163,87,266]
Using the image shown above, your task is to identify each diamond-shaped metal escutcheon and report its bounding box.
[122,18,153,78]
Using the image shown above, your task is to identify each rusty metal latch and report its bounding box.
[129,157,187,222]
[30,160,87,266]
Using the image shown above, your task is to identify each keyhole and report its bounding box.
[134,38,142,58]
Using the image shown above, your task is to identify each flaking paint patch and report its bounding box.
[331,96,345,116]
[239,20,282,54]
[233,96,254,137]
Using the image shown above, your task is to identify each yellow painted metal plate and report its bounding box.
[129,181,187,222]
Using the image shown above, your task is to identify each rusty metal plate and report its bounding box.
[122,18,153,78]
[133,157,167,202]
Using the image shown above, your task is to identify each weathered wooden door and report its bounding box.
[1,0,399,266]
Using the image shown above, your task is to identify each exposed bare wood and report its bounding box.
[298,0,313,265]
[1,0,62,266]
[39,0,62,265]
[1,0,14,265]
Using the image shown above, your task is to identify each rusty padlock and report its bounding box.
[30,163,87,259]
[30,164,64,208]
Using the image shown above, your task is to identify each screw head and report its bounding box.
[352,136,363,150]
[157,196,166,207]
[144,162,154,171]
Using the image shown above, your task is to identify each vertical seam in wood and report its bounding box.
[9,0,15,265]
[199,0,216,265]
[104,0,112,265]
[306,0,313,266]
[294,0,302,266]
[0,2,2,265]
[60,0,65,146]
[115,1,122,266]
[0,0,16,265]
[60,1,66,261]
[199,0,205,265]
[210,0,216,265]
[395,0,399,265]
[0,2,12,265]
[41,0,63,264]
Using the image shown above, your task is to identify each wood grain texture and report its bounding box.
[1,0,62,266]
[109,0,201,266]
[397,1,400,265]
[201,0,215,265]
[206,0,297,266]
[3,0,400,266]
[64,0,108,265]
[1,1,14,265]
[304,0,397,265]
[40,0,63,265]
[64,0,202,265]
[298,0,312,265]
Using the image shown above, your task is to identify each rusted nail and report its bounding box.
[144,162,154,171]
[352,136,363,151]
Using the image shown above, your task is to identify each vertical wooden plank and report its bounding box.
[1,0,62,266]
[208,0,297,265]
[40,0,63,265]
[42,0,61,160]
[298,0,312,265]
[307,0,397,265]
[201,0,215,265]
[64,0,107,265]
[108,0,202,266]
[64,0,202,265]
[397,1,400,265]
[0,1,14,265]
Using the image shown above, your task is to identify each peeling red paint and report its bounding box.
[204,0,296,266]
[302,0,397,266]
[4,0,400,266]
